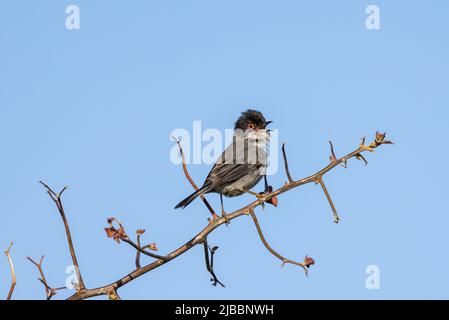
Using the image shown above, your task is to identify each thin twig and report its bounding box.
[328,140,337,162]
[316,176,340,223]
[203,238,225,287]
[38,181,85,290]
[282,143,294,183]
[26,255,49,297]
[135,233,142,269]
[27,255,65,300]
[122,238,165,261]
[249,210,309,275]
[4,242,16,300]
[173,137,218,220]
[356,153,368,165]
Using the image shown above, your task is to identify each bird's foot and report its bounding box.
[240,189,266,207]
[221,211,230,226]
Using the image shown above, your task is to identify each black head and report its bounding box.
[234,109,272,131]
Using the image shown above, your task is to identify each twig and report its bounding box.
[38,181,85,290]
[203,238,225,287]
[329,140,337,162]
[173,137,218,220]
[282,143,294,183]
[122,238,165,261]
[135,233,143,269]
[4,242,16,300]
[27,255,66,300]
[356,153,368,165]
[61,131,392,300]
[26,255,49,297]
[316,176,340,223]
[249,210,309,275]
[105,218,165,261]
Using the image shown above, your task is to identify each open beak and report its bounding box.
[264,121,273,129]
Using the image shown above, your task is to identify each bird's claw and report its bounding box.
[221,212,230,225]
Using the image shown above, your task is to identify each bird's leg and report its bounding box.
[220,194,230,225]
[244,189,264,198]
[264,175,269,192]
[239,188,266,207]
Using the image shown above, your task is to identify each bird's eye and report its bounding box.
[247,123,255,130]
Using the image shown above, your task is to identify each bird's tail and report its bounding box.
[174,185,209,209]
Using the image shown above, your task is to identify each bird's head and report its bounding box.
[234,109,273,132]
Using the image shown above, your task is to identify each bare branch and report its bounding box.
[122,238,165,261]
[60,131,392,300]
[173,137,219,220]
[38,181,85,290]
[281,143,294,184]
[108,288,121,300]
[203,238,225,287]
[27,255,66,300]
[4,242,16,300]
[105,218,165,261]
[328,140,337,163]
[135,232,143,269]
[249,210,310,274]
[356,153,368,165]
[316,176,340,223]
[26,255,49,297]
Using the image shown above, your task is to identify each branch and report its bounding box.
[104,218,165,261]
[108,288,121,300]
[316,176,340,223]
[27,255,66,300]
[173,137,218,220]
[38,181,85,290]
[4,242,16,300]
[203,238,225,287]
[281,143,294,184]
[135,231,143,269]
[61,131,392,300]
[249,210,312,274]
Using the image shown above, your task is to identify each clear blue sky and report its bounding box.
[1,1,448,300]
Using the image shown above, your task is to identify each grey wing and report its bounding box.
[204,163,251,188]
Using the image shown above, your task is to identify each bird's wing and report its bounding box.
[204,163,251,187]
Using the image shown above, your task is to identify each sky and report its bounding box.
[0,0,448,300]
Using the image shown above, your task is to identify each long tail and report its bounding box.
[174,185,209,209]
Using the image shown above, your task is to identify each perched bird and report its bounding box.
[175,109,272,217]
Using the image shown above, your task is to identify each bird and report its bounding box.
[175,109,272,218]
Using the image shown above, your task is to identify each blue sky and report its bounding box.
[0,1,448,299]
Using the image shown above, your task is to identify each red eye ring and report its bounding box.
[247,123,255,130]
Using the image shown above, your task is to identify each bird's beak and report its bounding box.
[264,121,273,128]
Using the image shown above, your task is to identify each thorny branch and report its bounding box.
[38,181,85,290]
[174,138,226,284]
[203,238,225,287]
[4,242,16,300]
[249,210,314,274]
[4,131,391,300]
[67,131,391,300]
[104,218,163,261]
[26,256,66,300]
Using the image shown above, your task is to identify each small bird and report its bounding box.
[175,109,272,217]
